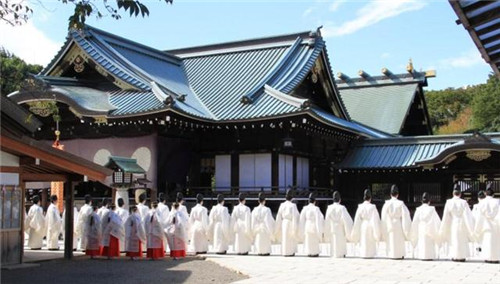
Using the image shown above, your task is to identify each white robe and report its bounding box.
[97,207,110,221]
[166,209,188,253]
[76,203,93,251]
[474,196,500,261]
[62,206,79,250]
[144,209,165,249]
[208,204,231,253]
[381,197,411,258]
[125,213,146,253]
[46,203,62,249]
[116,207,129,251]
[299,203,324,256]
[25,204,46,249]
[410,203,441,260]
[439,196,474,260]
[157,202,170,250]
[324,202,353,258]
[189,204,209,253]
[102,210,125,247]
[136,203,150,222]
[86,212,102,251]
[251,204,275,255]
[351,201,381,258]
[231,203,252,254]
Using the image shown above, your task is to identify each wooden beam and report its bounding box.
[0,166,22,173]
[1,135,110,181]
[21,173,68,182]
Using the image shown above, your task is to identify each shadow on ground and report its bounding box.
[2,256,247,284]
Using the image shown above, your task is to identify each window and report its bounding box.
[215,155,231,190]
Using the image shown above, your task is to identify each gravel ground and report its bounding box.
[1,256,248,284]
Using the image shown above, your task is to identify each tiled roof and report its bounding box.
[338,133,500,169]
[105,156,145,173]
[338,83,419,134]
[14,25,391,138]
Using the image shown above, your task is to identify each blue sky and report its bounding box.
[0,0,493,90]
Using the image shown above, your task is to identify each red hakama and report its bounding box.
[147,243,165,259]
[126,242,143,258]
[86,246,102,256]
[170,249,186,258]
[102,235,120,257]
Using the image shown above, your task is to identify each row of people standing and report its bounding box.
[25,195,64,251]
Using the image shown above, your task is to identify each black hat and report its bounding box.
[238,193,246,202]
[453,183,461,196]
[309,192,316,202]
[363,189,372,200]
[117,198,124,207]
[258,192,265,202]
[390,184,399,196]
[176,192,184,202]
[50,195,58,202]
[286,188,293,200]
[422,192,430,204]
[478,190,486,199]
[333,191,341,203]
[33,195,40,204]
[158,192,166,203]
[84,194,92,204]
[196,193,204,203]
[217,194,224,203]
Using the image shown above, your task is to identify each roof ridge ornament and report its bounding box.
[264,84,310,109]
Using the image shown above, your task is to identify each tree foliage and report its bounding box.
[0,0,173,29]
[425,75,500,134]
[0,48,42,96]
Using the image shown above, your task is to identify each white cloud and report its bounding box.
[439,49,484,69]
[303,7,315,18]
[322,0,427,37]
[0,21,60,66]
[381,52,390,59]
[329,0,346,12]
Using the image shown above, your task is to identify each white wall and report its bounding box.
[0,151,19,167]
[215,155,231,190]
[239,153,272,191]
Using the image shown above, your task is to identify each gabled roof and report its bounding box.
[336,70,432,134]
[449,0,500,77]
[9,25,385,138]
[105,156,145,173]
[338,132,500,169]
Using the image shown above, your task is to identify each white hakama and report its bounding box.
[208,204,231,253]
[381,197,411,259]
[231,203,252,254]
[25,204,46,249]
[275,200,300,256]
[474,196,500,262]
[299,203,324,256]
[251,204,275,255]
[46,203,62,250]
[324,202,353,258]
[189,204,209,253]
[351,201,381,258]
[76,203,93,251]
[410,203,441,260]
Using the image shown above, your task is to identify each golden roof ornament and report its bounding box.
[406,58,414,73]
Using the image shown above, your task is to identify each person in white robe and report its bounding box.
[439,185,474,262]
[115,198,129,252]
[231,193,252,255]
[324,191,353,258]
[136,194,150,221]
[97,198,110,220]
[145,202,166,259]
[251,193,275,256]
[472,190,486,256]
[381,185,411,259]
[76,194,93,251]
[299,193,324,257]
[189,194,209,254]
[351,189,381,258]
[25,195,46,250]
[208,194,231,254]
[125,206,146,259]
[101,204,125,258]
[85,206,102,258]
[46,195,63,250]
[166,202,188,259]
[474,187,500,263]
[157,193,170,251]
[410,192,441,260]
[176,192,189,218]
[275,189,300,256]
[62,205,79,251]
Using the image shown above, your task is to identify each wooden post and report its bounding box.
[63,180,74,260]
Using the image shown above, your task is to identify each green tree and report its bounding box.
[0,0,172,29]
[0,48,42,96]
[425,87,473,131]
[471,75,500,132]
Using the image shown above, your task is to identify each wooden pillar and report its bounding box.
[41,188,48,211]
[51,181,64,213]
[230,153,239,194]
[271,151,279,194]
[63,180,74,260]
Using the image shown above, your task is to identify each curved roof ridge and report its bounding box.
[263,84,309,109]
